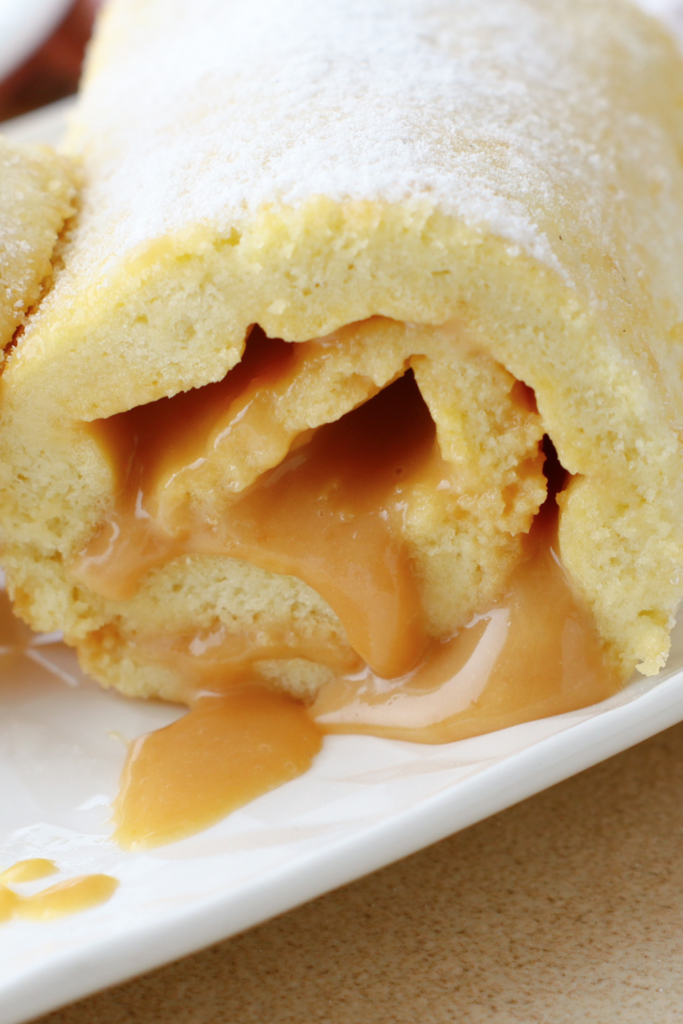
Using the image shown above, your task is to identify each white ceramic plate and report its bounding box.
[4,100,683,1024]
[0,0,72,82]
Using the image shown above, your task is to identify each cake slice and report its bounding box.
[1,0,683,750]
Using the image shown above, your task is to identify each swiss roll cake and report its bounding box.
[2,0,683,746]
[0,137,76,355]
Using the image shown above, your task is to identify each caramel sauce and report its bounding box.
[113,687,322,849]
[74,330,303,600]
[7,876,118,922]
[0,589,34,670]
[68,324,625,848]
[0,858,57,884]
[183,374,434,679]
[0,860,118,924]
[76,327,385,606]
[77,369,435,680]
[111,499,621,848]
[135,626,362,692]
[0,886,15,923]
[310,511,622,742]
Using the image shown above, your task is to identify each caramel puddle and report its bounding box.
[113,687,322,849]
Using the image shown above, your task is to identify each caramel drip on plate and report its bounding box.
[0,858,58,884]
[0,606,120,919]
[0,860,118,923]
[113,687,322,849]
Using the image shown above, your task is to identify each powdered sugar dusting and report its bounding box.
[52,0,683,298]
[0,146,38,325]
[0,138,73,343]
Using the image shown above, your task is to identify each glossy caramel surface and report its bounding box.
[185,373,434,679]
[310,509,623,742]
[114,687,322,849]
[77,366,437,680]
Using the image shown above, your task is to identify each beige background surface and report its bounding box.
[31,720,683,1024]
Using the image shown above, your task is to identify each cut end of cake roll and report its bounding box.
[1,0,683,732]
[0,136,77,355]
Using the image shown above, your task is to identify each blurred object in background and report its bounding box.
[0,0,100,123]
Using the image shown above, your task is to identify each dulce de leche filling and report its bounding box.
[71,324,624,849]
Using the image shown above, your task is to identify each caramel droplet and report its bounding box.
[0,858,58,885]
[16,875,119,922]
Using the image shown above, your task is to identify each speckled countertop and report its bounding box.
[30,720,683,1024]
